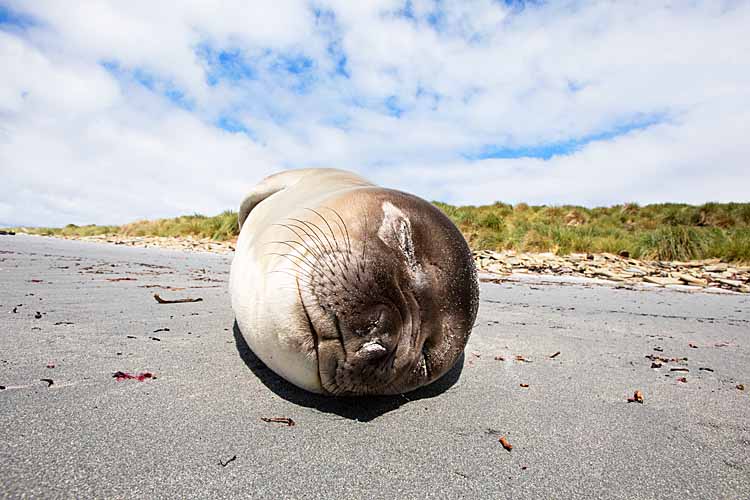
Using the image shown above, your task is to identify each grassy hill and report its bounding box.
[436,201,750,262]
[11,202,750,262]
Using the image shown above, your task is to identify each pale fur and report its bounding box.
[230,169,372,393]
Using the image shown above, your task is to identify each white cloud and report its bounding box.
[0,0,748,226]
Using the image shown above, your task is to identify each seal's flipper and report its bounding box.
[238,170,310,229]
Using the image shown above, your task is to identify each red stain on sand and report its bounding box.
[113,371,155,382]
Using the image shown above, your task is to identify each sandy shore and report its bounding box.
[1,234,749,498]
[18,233,750,294]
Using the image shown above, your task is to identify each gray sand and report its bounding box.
[1,235,748,499]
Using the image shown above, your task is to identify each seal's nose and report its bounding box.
[357,339,388,361]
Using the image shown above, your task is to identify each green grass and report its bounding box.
[8,202,750,263]
[432,201,750,263]
[119,211,238,240]
[23,223,122,238]
[11,211,238,241]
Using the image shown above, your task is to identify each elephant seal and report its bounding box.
[230,168,478,396]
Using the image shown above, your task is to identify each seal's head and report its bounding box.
[289,189,478,396]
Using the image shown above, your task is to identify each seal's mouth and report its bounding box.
[288,227,425,396]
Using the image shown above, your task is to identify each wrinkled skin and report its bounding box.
[230,169,479,396]
[290,189,478,396]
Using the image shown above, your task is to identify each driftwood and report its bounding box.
[153,293,203,304]
[261,417,296,427]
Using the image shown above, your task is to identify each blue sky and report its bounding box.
[468,113,666,160]
[0,4,33,28]
[1,1,749,226]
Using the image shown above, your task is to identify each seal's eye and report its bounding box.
[351,305,388,337]
[354,317,380,337]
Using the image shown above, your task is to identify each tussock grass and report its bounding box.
[26,223,121,238]
[119,211,238,240]
[635,226,711,261]
[433,201,750,263]
[13,212,238,241]
[9,202,750,263]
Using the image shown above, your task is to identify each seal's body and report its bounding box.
[230,168,478,396]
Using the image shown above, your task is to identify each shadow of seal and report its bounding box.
[233,320,465,421]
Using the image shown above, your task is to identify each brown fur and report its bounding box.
[285,188,479,395]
